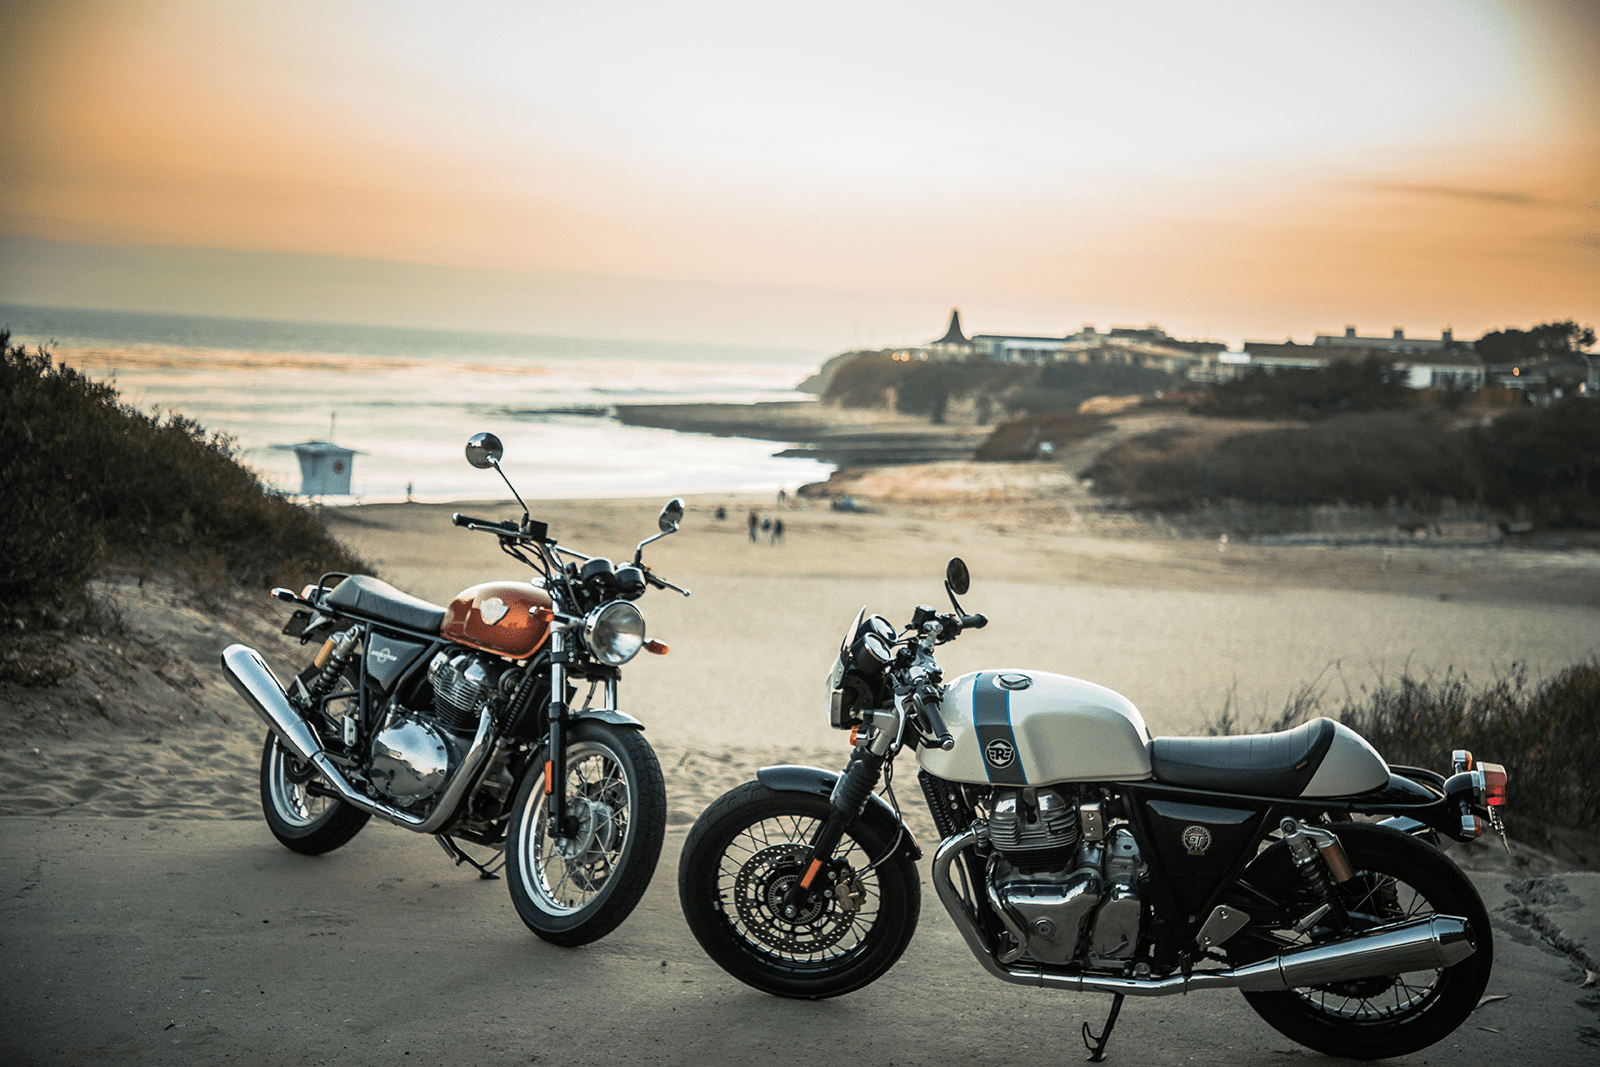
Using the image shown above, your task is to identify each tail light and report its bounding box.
[1478,762,1507,807]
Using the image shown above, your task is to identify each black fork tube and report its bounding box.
[780,748,886,914]
[546,631,573,838]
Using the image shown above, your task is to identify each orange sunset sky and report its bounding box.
[1,0,1596,353]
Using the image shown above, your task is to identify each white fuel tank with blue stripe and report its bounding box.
[918,670,1154,785]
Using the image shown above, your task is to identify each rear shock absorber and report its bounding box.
[1280,817,1355,934]
[306,626,360,705]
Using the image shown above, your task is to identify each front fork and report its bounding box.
[779,705,901,918]
[544,628,618,840]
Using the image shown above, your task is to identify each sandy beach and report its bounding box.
[3,478,1598,830]
[5,477,1600,1063]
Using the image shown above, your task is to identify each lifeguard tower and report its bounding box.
[274,440,361,498]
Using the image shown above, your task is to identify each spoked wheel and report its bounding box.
[506,721,666,946]
[258,733,370,855]
[1231,823,1493,1059]
[677,780,920,999]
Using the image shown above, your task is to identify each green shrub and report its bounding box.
[1083,400,1600,527]
[0,332,369,634]
[1198,356,1414,419]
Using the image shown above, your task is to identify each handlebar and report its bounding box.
[915,683,955,751]
[452,512,518,532]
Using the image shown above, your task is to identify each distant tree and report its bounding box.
[1198,355,1411,419]
[1475,320,1596,366]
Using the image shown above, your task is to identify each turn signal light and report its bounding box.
[1479,762,1507,807]
[645,639,670,656]
[1461,814,1486,839]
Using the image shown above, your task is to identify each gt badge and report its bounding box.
[1182,825,1212,856]
[985,738,1015,769]
[479,597,510,625]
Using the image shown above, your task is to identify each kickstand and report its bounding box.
[1081,993,1125,1063]
[434,835,504,880]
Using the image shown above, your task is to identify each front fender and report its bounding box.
[571,708,644,729]
[757,764,922,861]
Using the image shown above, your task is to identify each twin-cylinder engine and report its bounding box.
[366,650,515,806]
[986,786,1145,969]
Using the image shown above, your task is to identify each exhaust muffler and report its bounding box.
[932,830,1475,997]
[220,643,493,834]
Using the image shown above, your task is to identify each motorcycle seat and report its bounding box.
[326,575,448,633]
[1149,717,1338,796]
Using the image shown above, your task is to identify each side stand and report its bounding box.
[1081,993,1125,1063]
[434,835,504,880]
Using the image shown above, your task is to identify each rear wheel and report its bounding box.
[677,780,920,999]
[505,721,666,946]
[258,734,370,855]
[1231,823,1493,1060]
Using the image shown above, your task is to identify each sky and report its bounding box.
[1,0,1596,352]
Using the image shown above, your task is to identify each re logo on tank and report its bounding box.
[985,738,1015,768]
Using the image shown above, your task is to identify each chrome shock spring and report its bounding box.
[1280,817,1353,933]
[307,627,360,704]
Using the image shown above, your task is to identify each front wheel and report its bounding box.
[259,733,371,854]
[1231,823,1493,1060]
[505,721,666,946]
[677,780,921,999]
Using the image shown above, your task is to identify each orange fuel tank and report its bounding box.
[441,581,554,659]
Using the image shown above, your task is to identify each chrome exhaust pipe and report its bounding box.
[220,643,495,834]
[932,829,1475,998]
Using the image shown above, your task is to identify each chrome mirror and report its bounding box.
[465,432,504,469]
[659,497,685,534]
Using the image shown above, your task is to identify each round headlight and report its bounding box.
[582,600,646,665]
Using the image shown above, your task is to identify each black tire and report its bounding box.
[677,780,920,999]
[258,733,371,855]
[505,721,666,947]
[1232,822,1493,1060]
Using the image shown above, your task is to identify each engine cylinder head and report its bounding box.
[428,651,497,732]
[989,787,1079,870]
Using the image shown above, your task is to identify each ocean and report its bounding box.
[1,304,832,502]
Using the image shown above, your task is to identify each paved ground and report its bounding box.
[2,818,1597,1066]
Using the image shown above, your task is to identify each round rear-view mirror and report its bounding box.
[659,497,685,533]
[946,557,971,596]
[465,432,504,469]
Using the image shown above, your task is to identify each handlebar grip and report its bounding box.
[961,613,988,630]
[453,513,517,533]
[918,688,956,751]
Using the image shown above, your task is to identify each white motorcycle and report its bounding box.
[678,559,1507,1060]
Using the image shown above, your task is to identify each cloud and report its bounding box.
[1364,183,1542,208]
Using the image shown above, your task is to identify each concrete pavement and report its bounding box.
[3,817,1597,1066]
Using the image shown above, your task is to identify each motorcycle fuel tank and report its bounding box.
[919,670,1153,786]
[441,581,553,659]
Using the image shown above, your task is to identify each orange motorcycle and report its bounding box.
[224,432,686,946]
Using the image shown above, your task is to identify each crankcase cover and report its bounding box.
[918,670,1152,786]
[369,715,456,805]
[442,581,553,659]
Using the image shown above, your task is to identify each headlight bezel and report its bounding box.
[582,599,646,665]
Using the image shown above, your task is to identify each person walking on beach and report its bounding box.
[748,509,759,542]
[771,517,784,545]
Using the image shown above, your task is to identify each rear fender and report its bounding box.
[757,764,923,862]
[1345,770,1481,844]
